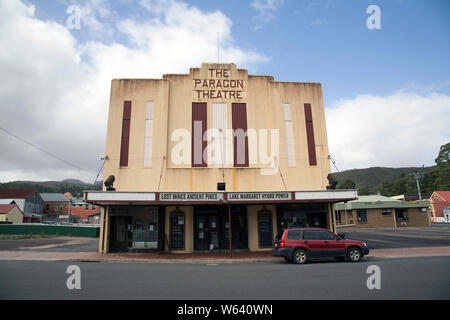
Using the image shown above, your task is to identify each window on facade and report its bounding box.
[336,211,342,223]
[357,210,367,223]
[396,209,409,221]
[304,103,317,166]
[232,103,249,167]
[283,104,296,167]
[381,209,392,215]
[192,102,207,167]
[91,205,95,210]
[211,103,229,166]
[120,101,132,167]
[45,204,49,211]
[85,204,89,210]
[143,101,154,167]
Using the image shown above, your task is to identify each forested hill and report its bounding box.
[0,179,102,196]
[333,166,433,191]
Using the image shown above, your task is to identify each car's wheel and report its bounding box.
[347,247,362,262]
[293,249,307,264]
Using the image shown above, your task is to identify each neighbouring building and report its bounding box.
[334,195,430,228]
[0,204,24,224]
[88,212,101,225]
[84,62,357,254]
[69,197,101,223]
[0,189,43,222]
[429,191,450,223]
[40,193,71,221]
[391,194,431,202]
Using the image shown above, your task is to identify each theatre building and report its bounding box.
[84,63,357,254]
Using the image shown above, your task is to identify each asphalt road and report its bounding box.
[1,256,449,300]
[339,226,450,249]
[1,226,449,253]
[0,237,98,252]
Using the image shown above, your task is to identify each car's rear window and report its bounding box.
[275,231,285,241]
[287,230,303,239]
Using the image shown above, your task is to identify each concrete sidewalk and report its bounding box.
[1,246,450,263]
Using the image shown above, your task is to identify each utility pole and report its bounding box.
[410,172,423,200]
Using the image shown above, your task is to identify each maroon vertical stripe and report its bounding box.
[192,102,207,167]
[120,101,132,167]
[232,103,249,167]
[304,103,317,166]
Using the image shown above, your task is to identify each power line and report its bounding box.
[0,126,90,173]
[93,157,106,185]
[329,154,340,172]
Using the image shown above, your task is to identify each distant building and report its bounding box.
[391,194,431,202]
[0,189,43,222]
[88,212,101,225]
[429,191,450,223]
[0,204,24,224]
[69,197,101,223]
[334,195,430,228]
[40,193,71,221]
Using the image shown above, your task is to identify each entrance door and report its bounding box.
[109,216,133,252]
[195,214,220,250]
[224,205,248,250]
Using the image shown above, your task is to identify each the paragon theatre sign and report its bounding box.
[193,68,245,100]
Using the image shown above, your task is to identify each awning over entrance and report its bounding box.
[84,190,358,206]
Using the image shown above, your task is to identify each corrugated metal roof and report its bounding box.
[40,193,70,202]
[334,195,430,211]
[0,199,25,211]
[0,188,36,199]
[0,204,16,214]
[435,191,450,202]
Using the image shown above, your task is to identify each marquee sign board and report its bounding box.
[227,192,292,202]
[159,192,224,202]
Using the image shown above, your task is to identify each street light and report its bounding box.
[410,172,424,200]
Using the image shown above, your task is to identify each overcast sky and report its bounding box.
[0,0,449,183]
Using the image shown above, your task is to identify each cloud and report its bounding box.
[251,0,284,29]
[326,91,450,171]
[0,0,268,183]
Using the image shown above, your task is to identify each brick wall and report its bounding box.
[42,202,70,217]
[70,203,101,221]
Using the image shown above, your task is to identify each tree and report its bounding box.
[379,173,416,196]
[358,186,372,195]
[430,143,450,191]
[337,179,356,189]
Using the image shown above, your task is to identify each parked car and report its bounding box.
[272,228,369,264]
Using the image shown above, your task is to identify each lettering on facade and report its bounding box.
[159,192,224,201]
[228,192,292,201]
[193,68,245,100]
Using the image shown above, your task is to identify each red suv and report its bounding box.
[272,228,369,264]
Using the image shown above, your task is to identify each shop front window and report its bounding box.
[281,204,328,230]
[129,207,159,249]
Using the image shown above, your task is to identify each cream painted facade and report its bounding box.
[104,63,330,192]
[87,63,357,254]
[0,205,24,224]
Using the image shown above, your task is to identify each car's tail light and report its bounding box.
[279,239,286,248]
